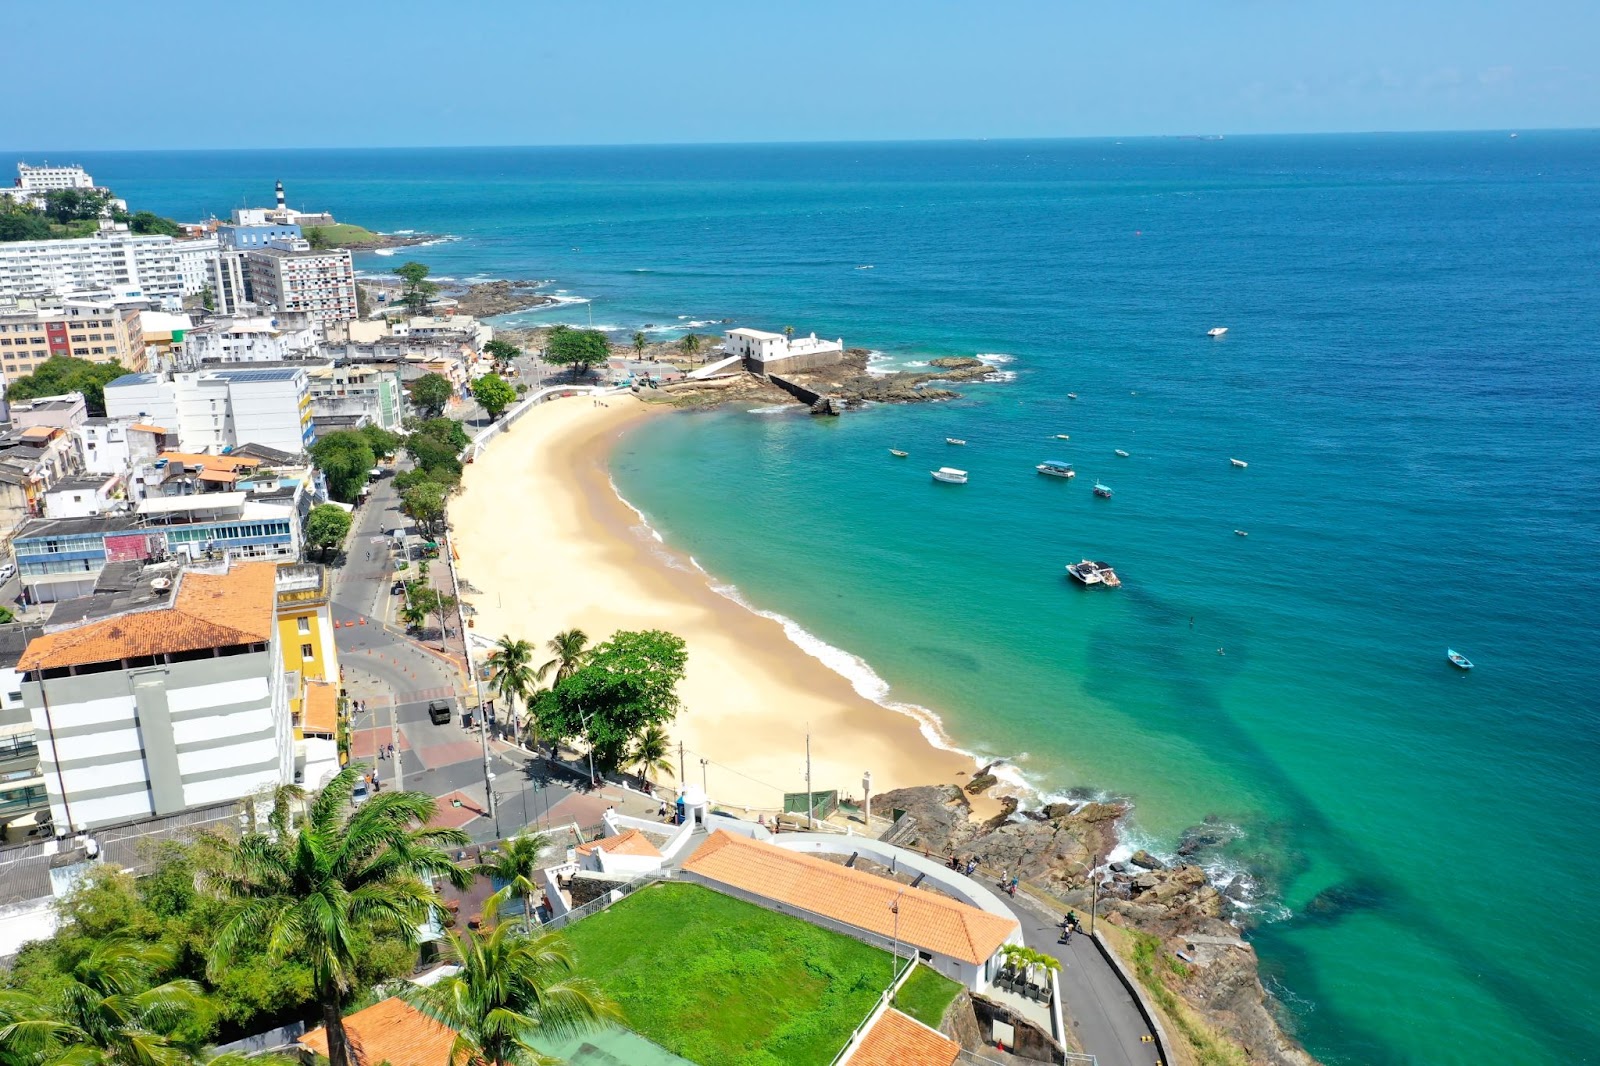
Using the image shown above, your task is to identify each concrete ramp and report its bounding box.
[687,354,743,379]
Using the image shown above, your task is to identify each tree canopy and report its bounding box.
[482,338,520,371]
[408,372,453,419]
[357,422,402,459]
[309,431,375,503]
[544,326,611,382]
[471,373,516,419]
[395,261,439,316]
[0,200,52,242]
[402,481,448,532]
[129,211,183,236]
[532,629,688,773]
[305,504,352,560]
[4,356,130,415]
[42,188,112,224]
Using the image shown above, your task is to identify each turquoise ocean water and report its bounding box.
[52,136,1600,1063]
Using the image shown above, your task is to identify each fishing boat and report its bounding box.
[931,467,968,484]
[1036,460,1076,479]
[1055,434,1071,440]
[889,449,908,457]
[1066,560,1122,588]
[1234,529,1248,537]
[1447,649,1474,670]
[1208,327,1229,337]
[946,437,967,446]
[1115,449,1130,458]
[1230,458,1248,468]
[1093,482,1113,498]
[1067,392,1078,399]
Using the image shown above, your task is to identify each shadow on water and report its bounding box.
[1083,589,1591,1063]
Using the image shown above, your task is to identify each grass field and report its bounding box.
[892,963,963,1030]
[560,882,959,1066]
[304,222,379,246]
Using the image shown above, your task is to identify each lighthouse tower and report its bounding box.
[274,179,286,213]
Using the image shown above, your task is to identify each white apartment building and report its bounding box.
[174,236,220,297]
[17,561,292,831]
[724,327,845,374]
[306,363,404,431]
[393,314,493,350]
[243,240,356,325]
[72,418,170,489]
[0,233,189,303]
[16,164,95,191]
[209,250,250,316]
[182,315,321,365]
[104,366,313,456]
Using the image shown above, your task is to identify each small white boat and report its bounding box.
[1066,560,1122,588]
[1234,529,1248,537]
[1208,327,1229,338]
[1036,460,1075,479]
[1447,648,1474,670]
[1115,449,1130,458]
[932,467,968,484]
[1067,392,1078,399]
[1055,434,1071,440]
[889,449,908,457]
[1230,458,1248,468]
[946,437,967,446]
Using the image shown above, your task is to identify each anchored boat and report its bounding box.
[1066,560,1122,588]
[931,467,969,484]
[1115,449,1130,458]
[1230,458,1248,468]
[1093,482,1113,498]
[1036,460,1076,479]
[889,449,908,457]
[1447,649,1474,670]
[946,437,967,446]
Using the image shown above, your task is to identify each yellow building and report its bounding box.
[0,298,147,383]
[274,563,340,739]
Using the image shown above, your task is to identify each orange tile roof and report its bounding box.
[157,450,261,473]
[20,426,56,441]
[298,997,460,1066]
[302,680,338,736]
[847,1009,960,1066]
[682,832,1017,965]
[130,423,169,434]
[575,827,662,859]
[19,562,277,670]
[196,468,238,483]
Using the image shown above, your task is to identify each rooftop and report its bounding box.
[157,451,262,473]
[727,327,787,340]
[16,514,140,540]
[47,474,116,494]
[20,561,277,670]
[846,1009,960,1066]
[298,997,459,1066]
[231,442,301,465]
[575,827,662,859]
[208,368,305,384]
[681,832,1018,965]
[106,373,160,388]
[302,681,337,736]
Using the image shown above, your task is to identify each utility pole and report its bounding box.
[805,731,814,829]
[863,770,872,830]
[678,739,686,790]
[443,523,495,833]
[700,758,708,795]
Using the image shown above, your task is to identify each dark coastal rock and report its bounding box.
[964,765,1000,795]
[1177,822,1241,856]
[449,280,557,318]
[1300,878,1388,924]
[1130,849,1166,870]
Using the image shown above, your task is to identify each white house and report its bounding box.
[104,367,314,456]
[41,473,120,519]
[724,327,845,374]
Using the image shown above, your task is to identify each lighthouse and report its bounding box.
[274,179,286,213]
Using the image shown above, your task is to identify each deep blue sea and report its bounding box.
[44,135,1600,1064]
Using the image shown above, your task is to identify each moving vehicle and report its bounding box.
[1093,482,1113,498]
[1115,449,1130,458]
[931,467,969,484]
[1208,327,1229,337]
[1231,458,1248,468]
[428,699,453,724]
[946,437,967,446]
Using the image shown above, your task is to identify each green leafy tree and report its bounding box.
[783,325,795,340]
[128,212,183,237]
[431,590,459,650]
[679,333,701,362]
[536,630,688,773]
[631,331,647,357]
[544,326,610,383]
[535,629,589,688]
[199,287,215,312]
[471,373,516,419]
[408,372,453,419]
[4,356,132,415]
[42,189,111,224]
[200,767,470,1066]
[357,423,401,459]
[401,481,448,532]
[394,261,439,316]
[474,833,551,934]
[482,338,520,372]
[488,636,538,746]
[400,898,614,1066]
[0,203,53,242]
[304,227,330,249]
[629,723,677,787]
[309,431,375,503]
[304,504,352,562]
[399,584,435,631]
[402,416,468,485]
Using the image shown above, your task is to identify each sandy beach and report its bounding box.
[451,394,977,813]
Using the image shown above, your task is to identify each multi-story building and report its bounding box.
[10,392,88,432]
[273,563,341,788]
[0,297,148,383]
[17,560,292,831]
[72,417,173,483]
[218,221,302,250]
[209,250,250,316]
[174,237,220,297]
[0,233,191,304]
[104,366,314,455]
[16,164,95,191]
[182,315,320,365]
[136,311,192,371]
[41,473,120,519]
[306,362,405,430]
[393,314,494,351]
[242,240,356,325]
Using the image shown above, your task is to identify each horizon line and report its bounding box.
[3,126,1589,156]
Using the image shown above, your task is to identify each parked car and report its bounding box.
[0,563,14,582]
[351,777,371,807]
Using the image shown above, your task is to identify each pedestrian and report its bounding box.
[1008,875,1019,896]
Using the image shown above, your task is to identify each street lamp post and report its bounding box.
[1068,859,1102,937]
[889,887,906,985]
[862,770,873,829]
[700,758,708,795]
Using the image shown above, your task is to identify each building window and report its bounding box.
[300,643,314,660]
[297,616,310,634]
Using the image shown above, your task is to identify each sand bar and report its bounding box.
[451,395,976,812]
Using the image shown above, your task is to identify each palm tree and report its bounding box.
[488,636,537,746]
[401,899,615,1066]
[201,766,471,1066]
[679,333,700,362]
[475,832,552,933]
[535,629,589,688]
[628,724,676,788]
[783,325,795,341]
[631,331,646,357]
[0,938,205,1066]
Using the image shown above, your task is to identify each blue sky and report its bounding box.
[5,0,1593,149]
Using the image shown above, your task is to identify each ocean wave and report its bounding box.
[905,360,929,368]
[981,370,1019,383]
[975,352,1015,365]
[411,235,460,248]
[390,229,415,235]
[746,404,799,415]
[373,248,396,257]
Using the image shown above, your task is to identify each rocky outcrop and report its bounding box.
[448,280,558,318]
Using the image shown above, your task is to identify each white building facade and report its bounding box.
[182,316,321,364]
[0,234,188,303]
[724,327,845,374]
[104,367,314,456]
[242,241,357,325]
[16,164,95,191]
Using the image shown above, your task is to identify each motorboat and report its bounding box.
[1230,458,1248,468]
[1447,649,1474,670]
[1036,460,1076,479]
[1055,434,1071,440]
[1115,449,1130,458]
[1234,529,1248,537]
[1066,560,1122,588]
[1208,327,1229,337]
[1093,482,1113,498]
[932,467,968,484]
[1067,392,1079,399]
[946,437,967,446]
[889,449,908,457]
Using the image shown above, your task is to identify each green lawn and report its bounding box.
[304,222,380,246]
[560,882,954,1066]
[892,963,963,1029]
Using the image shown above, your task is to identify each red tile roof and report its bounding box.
[575,827,662,858]
[682,832,1017,965]
[847,1009,961,1066]
[298,997,459,1066]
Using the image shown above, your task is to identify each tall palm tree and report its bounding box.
[628,724,677,788]
[783,325,795,341]
[475,832,552,933]
[535,629,589,688]
[631,331,646,357]
[0,938,205,1066]
[488,636,537,743]
[201,766,471,1066]
[401,900,615,1066]
[679,334,700,362]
